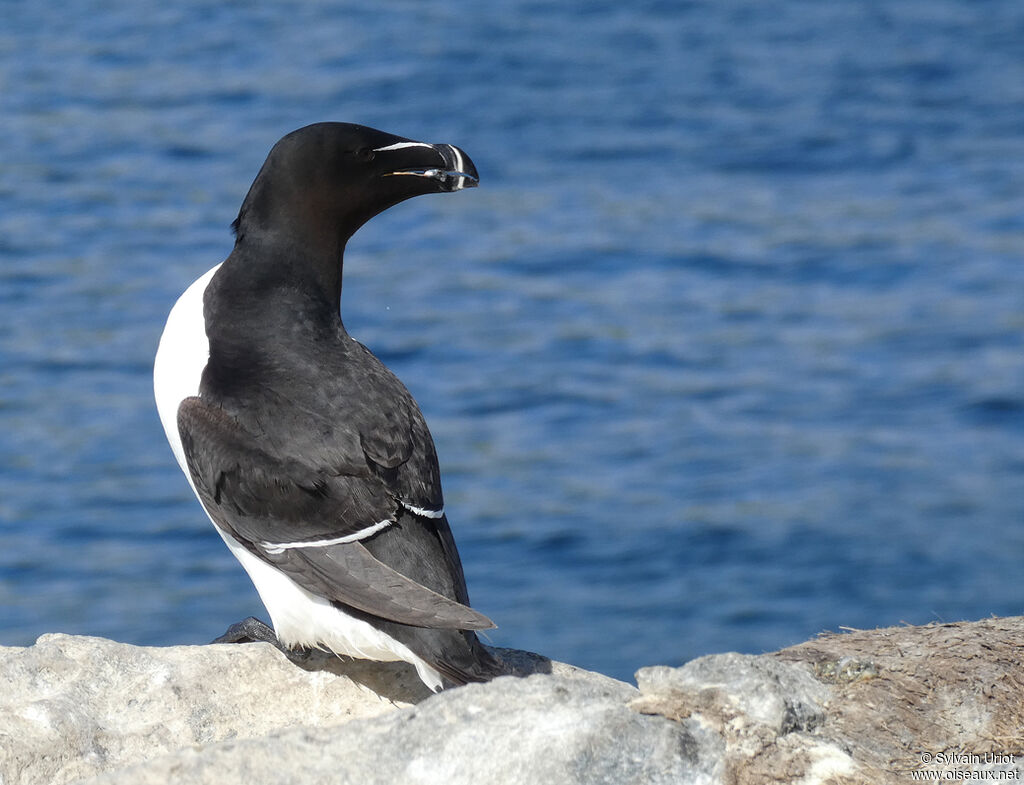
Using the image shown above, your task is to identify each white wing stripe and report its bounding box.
[260,519,393,554]
[399,500,444,519]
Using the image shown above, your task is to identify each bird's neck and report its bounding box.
[200,239,350,399]
[227,228,348,317]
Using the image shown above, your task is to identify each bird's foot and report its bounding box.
[211,616,314,665]
[211,616,279,645]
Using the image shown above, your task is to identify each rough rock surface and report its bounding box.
[0,634,422,785]
[76,672,714,785]
[776,618,1024,783]
[633,617,1024,784]
[1,618,1022,785]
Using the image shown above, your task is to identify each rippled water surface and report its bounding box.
[2,1,1023,681]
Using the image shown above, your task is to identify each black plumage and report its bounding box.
[171,123,503,686]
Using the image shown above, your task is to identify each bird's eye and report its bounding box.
[353,147,375,162]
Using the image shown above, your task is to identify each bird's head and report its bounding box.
[232,122,478,253]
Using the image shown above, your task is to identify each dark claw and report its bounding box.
[211,616,279,645]
[211,616,315,665]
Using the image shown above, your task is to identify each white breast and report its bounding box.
[153,264,443,691]
[153,263,221,479]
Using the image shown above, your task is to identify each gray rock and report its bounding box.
[77,674,718,785]
[2,634,694,785]
[4,617,1023,785]
[632,618,1024,784]
[775,617,1024,783]
[0,633,421,785]
[635,652,830,734]
[633,653,854,784]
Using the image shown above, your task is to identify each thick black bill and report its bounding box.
[435,143,478,191]
[377,141,479,192]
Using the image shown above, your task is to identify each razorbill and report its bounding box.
[154,122,505,690]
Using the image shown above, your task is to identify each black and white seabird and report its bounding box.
[153,122,504,690]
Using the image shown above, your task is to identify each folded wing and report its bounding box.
[177,395,494,630]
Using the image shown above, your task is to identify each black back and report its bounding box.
[177,123,503,684]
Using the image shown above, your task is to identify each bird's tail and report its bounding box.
[429,630,510,687]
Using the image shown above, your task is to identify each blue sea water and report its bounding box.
[1,1,1023,683]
